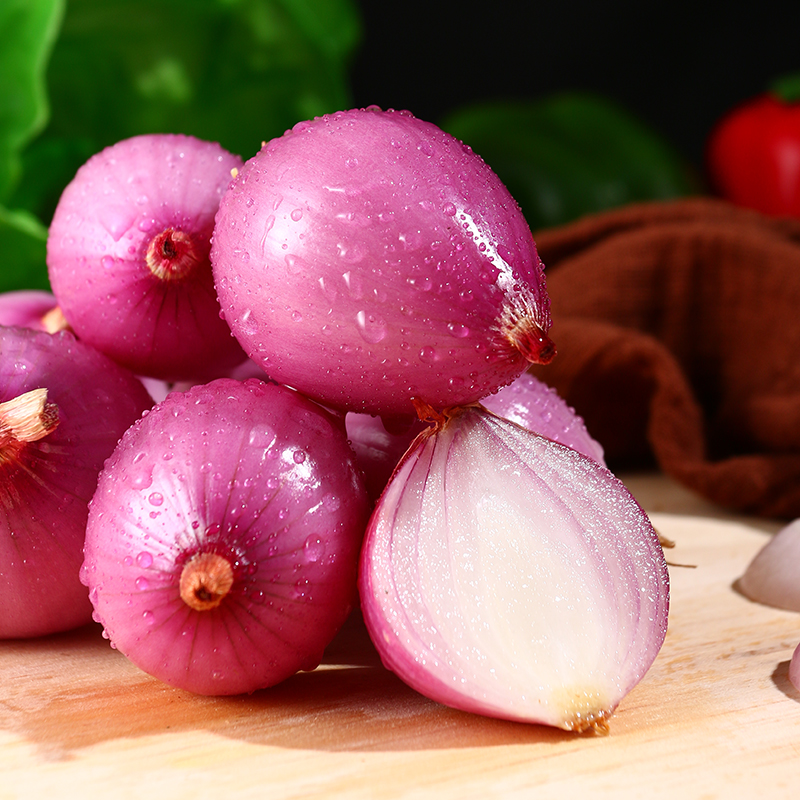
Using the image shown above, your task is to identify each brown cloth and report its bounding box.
[528,197,800,519]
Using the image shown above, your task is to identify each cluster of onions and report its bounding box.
[1,107,670,732]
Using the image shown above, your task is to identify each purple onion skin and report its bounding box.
[211,107,554,418]
[0,326,154,638]
[47,133,247,382]
[346,371,605,503]
[82,378,370,695]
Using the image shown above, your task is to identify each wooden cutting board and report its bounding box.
[2,475,799,799]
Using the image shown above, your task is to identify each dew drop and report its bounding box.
[293,449,306,464]
[303,535,326,562]
[136,551,153,569]
[355,310,388,344]
[148,492,164,507]
[142,610,156,626]
[135,576,149,591]
[101,255,115,270]
[290,208,303,222]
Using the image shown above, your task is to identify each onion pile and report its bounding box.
[0,107,671,732]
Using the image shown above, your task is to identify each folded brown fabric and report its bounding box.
[528,197,800,519]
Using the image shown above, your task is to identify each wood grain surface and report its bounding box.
[2,474,799,799]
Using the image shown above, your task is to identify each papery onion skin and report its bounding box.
[359,404,669,732]
[0,326,154,638]
[47,133,246,381]
[211,106,553,417]
[82,378,370,695]
[738,519,800,611]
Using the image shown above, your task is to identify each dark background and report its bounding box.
[350,1,800,175]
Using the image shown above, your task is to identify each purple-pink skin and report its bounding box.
[346,371,605,503]
[82,378,370,695]
[211,106,554,418]
[0,326,154,638]
[47,133,247,382]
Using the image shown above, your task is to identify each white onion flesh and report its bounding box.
[359,404,669,732]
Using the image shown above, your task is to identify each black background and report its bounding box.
[350,1,800,174]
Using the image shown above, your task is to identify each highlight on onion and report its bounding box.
[47,133,246,382]
[345,370,605,503]
[211,106,555,418]
[738,518,800,611]
[359,402,669,732]
[82,378,371,695]
[1,326,154,638]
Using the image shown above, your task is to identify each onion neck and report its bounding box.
[0,388,59,464]
[179,552,235,611]
[145,228,202,281]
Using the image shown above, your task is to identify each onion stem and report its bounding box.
[0,388,60,461]
[179,552,235,611]
[145,228,201,281]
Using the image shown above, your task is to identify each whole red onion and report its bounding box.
[1,326,153,638]
[82,378,370,695]
[211,106,554,417]
[47,133,246,381]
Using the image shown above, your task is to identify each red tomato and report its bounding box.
[706,86,800,218]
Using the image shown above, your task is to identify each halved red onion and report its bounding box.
[47,133,246,381]
[738,519,800,611]
[359,403,669,732]
[211,106,554,417]
[82,378,370,695]
[1,326,153,638]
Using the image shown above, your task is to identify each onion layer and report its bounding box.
[211,107,554,417]
[82,378,370,695]
[358,404,669,732]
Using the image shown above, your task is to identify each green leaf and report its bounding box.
[10,0,361,225]
[442,93,700,231]
[0,206,49,292]
[0,0,65,201]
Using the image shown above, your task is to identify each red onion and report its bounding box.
[82,378,370,695]
[346,371,605,503]
[211,106,554,418]
[738,519,800,612]
[359,403,669,732]
[0,326,153,638]
[0,290,66,333]
[47,133,246,382]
